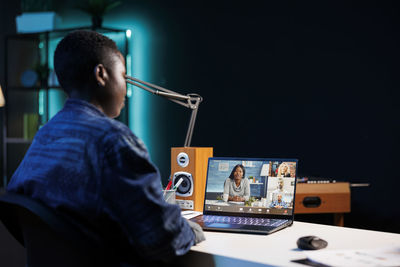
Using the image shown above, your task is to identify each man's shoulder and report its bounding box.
[98,115,131,135]
[97,118,148,157]
[61,98,132,136]
[39,105,133,143]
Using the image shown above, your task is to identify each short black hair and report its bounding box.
[229,164,246,180]
[54,30,120,95]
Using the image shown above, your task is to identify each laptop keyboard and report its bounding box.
[201,215,287,227]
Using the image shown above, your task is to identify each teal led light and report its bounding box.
[45,37,66,120]
[125,29,133,98]
[38,90,45,116]
[38,42,44,49]
[126,53,132,98]
[128,24,152,153]
[126,87,133,98]
[48,89,66,118]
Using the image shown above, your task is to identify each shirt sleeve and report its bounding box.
[243,178,250,201]
[100,130,195,261]
[223,178,230,202]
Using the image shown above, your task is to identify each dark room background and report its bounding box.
[1,0,399,234]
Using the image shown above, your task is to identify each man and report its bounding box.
[270,177,288,202]
[7,30,203,265]
[270,194,288,209]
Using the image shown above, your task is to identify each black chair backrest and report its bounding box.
[0,193,113,267]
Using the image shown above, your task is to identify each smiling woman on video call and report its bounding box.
[277,163,292,177]
[223,164,250,202]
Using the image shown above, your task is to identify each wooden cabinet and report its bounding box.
[295,182,351,226]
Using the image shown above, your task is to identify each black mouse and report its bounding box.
[297,236,328,250]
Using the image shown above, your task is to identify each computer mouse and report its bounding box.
[297,235,328,250]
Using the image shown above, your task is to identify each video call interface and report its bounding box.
[204,159,297,216]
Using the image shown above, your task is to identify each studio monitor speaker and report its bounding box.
[171,147,213,212]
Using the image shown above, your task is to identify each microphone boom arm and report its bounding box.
[125,75,202,147]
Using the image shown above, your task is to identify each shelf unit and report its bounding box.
[2,27,130,187]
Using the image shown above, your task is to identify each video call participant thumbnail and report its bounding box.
[223,164,250,202]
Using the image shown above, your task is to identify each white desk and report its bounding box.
[176,221,400,267]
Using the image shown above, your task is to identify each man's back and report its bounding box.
[7,98,196,264]
[8,98,133,216]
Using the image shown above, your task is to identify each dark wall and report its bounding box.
[124,1,400,233]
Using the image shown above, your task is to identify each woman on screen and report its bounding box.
[277,163,291,177]
[223,164,250,202]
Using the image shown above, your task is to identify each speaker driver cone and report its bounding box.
[175,174,191,194]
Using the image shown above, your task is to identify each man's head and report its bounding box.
[54,30,127,118]
[278,178,284,189]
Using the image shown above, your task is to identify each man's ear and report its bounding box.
[94,64,108,87]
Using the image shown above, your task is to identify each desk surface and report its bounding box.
[185,221,400,267]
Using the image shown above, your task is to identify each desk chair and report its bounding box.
[0,193,113,267]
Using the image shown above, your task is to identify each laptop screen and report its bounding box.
[204,158,298,216]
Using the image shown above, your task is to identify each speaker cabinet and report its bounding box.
[171,147,213,212]
[294,182,351,214]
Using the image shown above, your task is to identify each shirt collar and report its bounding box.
[64,98,107,118]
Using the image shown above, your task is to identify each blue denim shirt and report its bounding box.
[7,98,195,264]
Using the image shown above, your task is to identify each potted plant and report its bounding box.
[16,0,60,33]
[245,196,256,207]
[76,0,121,29]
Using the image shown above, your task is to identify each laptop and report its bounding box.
[190,157,298,234]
